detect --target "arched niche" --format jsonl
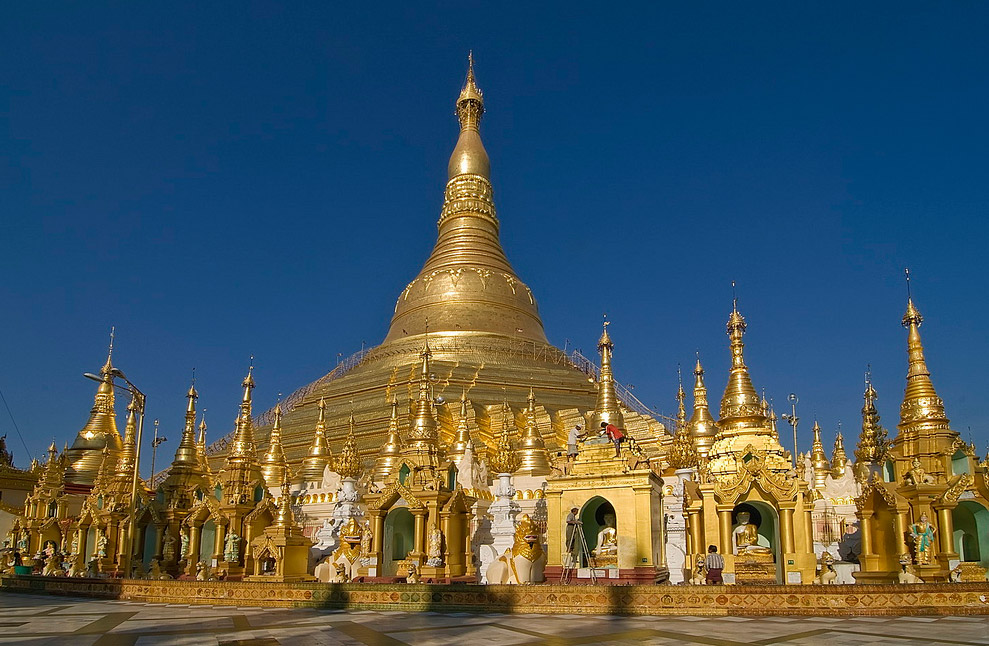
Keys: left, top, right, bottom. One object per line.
{"left": 579, "top": 496, "right": 616, "bottom": 566}
{"left": 731, "top": 502, "right": 776, "bottom": 554}
{"left": 199, "top": 520, "right": 216, "bottom": 562}
{"left": 142, "top": 525, "right": 158, "bottom": 567}
{"left": 383, "top": 507, "right": 414, "bottom": 576}
{"left": 953, "top": 500, "right": 989, "bottom": 567}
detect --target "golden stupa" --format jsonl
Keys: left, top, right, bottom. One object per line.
{"left": 209, "top": 56, "right": 666, "bottom": 472}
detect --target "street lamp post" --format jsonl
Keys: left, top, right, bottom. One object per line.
{"left": 84, "top": 369, "right": 145, "bottom": 578}
{"left": 780, "top": 393, "right": 799, "bottom": 466}
{"left": 149, "top": 420, "right": 167, "bottom": 484}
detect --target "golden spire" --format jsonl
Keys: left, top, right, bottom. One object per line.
{"left": 274, "top": 483, "right": 295, "bottom": 528}
{"left": 688, "top": 356, "right": 717, "bottom": 459}
{"left": 590, "top": 319, "right": 624, "bottom": 431}
{"left": 373, "top": 396, "right": 404, "bottom": 481}
{"left": 897, "top": 273, "right": 951, "bottom": 447}
{"left": 668, "top": 370, "right": 699, "bottom": 470}
{"left": 300, "top": 397, "right": 331, "bottom": 483}
{"left": 115, "top": 393, "right": 139, "bottom": 479}
{"left": 384, "top": 54, "right": 547, "bottom": 344}
{"left": 260, "top": 403, "right": 288, "bottom": 487}
{"left": 676, "top": 366, "right": 687, "bottom": 429}
{"left": 226, "top": 365, "right": 259, "bottom": 464}
{"left": 170, "top": 379, "right": 200, "bottom": 471}
{"left": 447, "top": 388, "right": 472, "bottom": 462}
{"left": 65, "top": 333, "right": 123, "bottom": 485}
{"left": 406, "top": 341, "right": 439, "bottom": 466}
{"left": 810, "top": 421, "right": 830, "bottom": 489}
{"left": 831, "top": 429, "right": 848, "bottom": 478}
{"left": 335, "top": 413, "right": 363, "bottom": 480}
{"left": 517, "top": 387, "right": 551, "bottom": 476}
{"left": 717, "top": 294, "right": 768, "bottom": 437}
{"left": 488, "top": 401, "right": 520, "bottom": 475}
{"left": 855, "top": 370, "right": 889, "bottom": 465}
{"left": 196, "top": 415, "right": 212, "bottom": 476}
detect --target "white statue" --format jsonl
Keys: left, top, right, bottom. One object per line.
{"left": 484, "top": 515, "right": 546, "bottom": 585}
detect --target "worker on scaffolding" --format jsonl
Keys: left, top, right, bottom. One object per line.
{"left": 565, "top": 507, "right": 582, "bottom": 560}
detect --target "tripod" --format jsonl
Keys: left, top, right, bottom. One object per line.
{"left": 560, "top": 522, "right": 597, "bottom": 584}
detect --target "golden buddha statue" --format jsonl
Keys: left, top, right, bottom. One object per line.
{"left": 592, "top": 514, "right": 618, "bottom": 557}
{"left": 733, "top": 511, "right": 772, "bottom": 556}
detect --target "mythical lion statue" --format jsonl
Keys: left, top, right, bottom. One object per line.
{"left": 897, "top": 553, "right": 923, "bottom": 584}
{"left": 689, "top": 554, "right": 707, "bottom": 585}
{"left": 484, "top": 514, "right": 546, "bottom": 585}
{"left": 816, "top": 551, "right": 837, "bottom": 584}
{"left": 314, "top": 517, "right": 363, "bottom": 583}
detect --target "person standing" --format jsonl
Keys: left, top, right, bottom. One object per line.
{"left": 705, "top": 545, "right": 724, "bottom": 584}
{"left": 565, "top": 507, "right": 582, "bottom": 562}
{"left": 566, "top": 424, "right": 585, "bottom": 473}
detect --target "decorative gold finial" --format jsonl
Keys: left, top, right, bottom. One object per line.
{"left": 488, "top": 401, "right": 520, "bottom": 475}
{"left": 227, "top": 365, "right": 259, "bottom": 464}
{"left": 668, "top": 369, "right": 699, "bottom": 470}
{"left": 335, "top": 413, "right": 363, "bottom": 480}
{"left": 456, "top": 51, "right": 484, "bottom": 128}
{"left": 855, "top": 371, "right": 889, "bottom": 465}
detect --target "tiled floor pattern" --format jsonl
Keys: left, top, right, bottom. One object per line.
{"left": 0, "top": 593, "right": 987, "bottom": 645}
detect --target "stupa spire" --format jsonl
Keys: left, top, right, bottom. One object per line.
{"left": 718, "top": 292, "right": 768, "bottom": 436}
{"left": 668, "top": 369, "right": 699, "bottom": 470}
{"left": 897, "top": 270, "right": 950, "bottom": 439}
{"left": 447, "top": 388, "right": 472, "bottom": 462}
{"left": 300, "top": 398, "right": 331, "bottom": 483}
{"left": 115, "top": 393, "right": 139, "bottom": 479}
{"left": 831, "top": 428, "right": 848, "bottom": 478}
{"left": 260, "top": 403, "right": 288, "bottom": 487}
{"left": 171, "top": 378, "right": 200, "bottom": 470}
{"left": 855, "top": 370, "right": 889, "bottom": 466}
{"left": 384, "top": 54, "right": 547, "bottom": 344}
{"left": 406, "top": 341, "right": 439, "bottom": 467}
{"left": 373, "top": 396, "right": 404, "bottom": 482}
{"left": 488, "top": 401, "right": 521, "bottom": 475}
{"left": 196, "top": 415, "right": 211, "bottom": 476}
{"left": 226, "top": 365, "right": 258, "bottom": 464}
{"left": 335, "top": 413, "right": 363, "bottom": 480}
{"left": 590, "top": 319, "right": 624, "bottom": 431}
{"left": 65, "top": 331, "right": 123, "bottom": 485}
{"left": 688, "top": 356, "right": 717, "bottom": 459}
{"left": 517, "top": 386, "right": 551, "bottom": 476}
{"left": 810, "top": 420, "right": 830, "bottom": 489}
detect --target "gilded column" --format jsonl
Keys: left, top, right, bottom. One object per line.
{"left": 859, "top": 512, "right": 873, "bottom": 557}
{"left": 718, "top": 509, "right": 732, "bottom": 555}
{"left": 894, "top": 512, "right": 910, "bottom": 555}
{"left": 413, "top": 510, "right": 427, "bottom": 556}
{"left": 802, "top": 507, "right": 814, "bottom": 553}
{"left": 780, "top": 508, "right": 795, "bottom": 554}
{"left": 936, "top": 507, "right": 955, "bottom": 557}
{"left": 187, "top": 525, "right": 201, "bottom": 573}
{"left": 372, "top": 512, "right": 385, "bottom": 566}
{"left": 214, "top": 523, "right": 226, "bottom": 561}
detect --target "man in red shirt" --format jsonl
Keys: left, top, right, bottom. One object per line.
{"left": 601, "top": 422, "right": 624, "bottom": 457}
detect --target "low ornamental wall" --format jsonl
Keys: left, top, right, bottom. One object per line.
{"left": 2, "top": 575, "right": 988, "bottom": 617}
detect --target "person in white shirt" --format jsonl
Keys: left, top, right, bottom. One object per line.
{"left": 566, "top": 424, "right": 585, "bottom": 473}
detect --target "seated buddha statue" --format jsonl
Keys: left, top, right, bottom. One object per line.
{"left": 592, "top": 514, "right": 618, "bottom": 557}
{"left": 733, "top": 511, "right": 772, "bottom": 556}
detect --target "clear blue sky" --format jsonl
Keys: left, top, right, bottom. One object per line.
{"left": 2, "top": 3, "right": 986, "bottom": 473}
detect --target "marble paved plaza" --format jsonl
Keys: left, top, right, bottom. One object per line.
{"left": 1, "top": 592, "right": 988, "bottom": 646}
